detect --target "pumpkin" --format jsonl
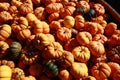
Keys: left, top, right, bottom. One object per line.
{"left": 64, "top": 1, "right": 76, "bottom": 7}
{"left": 19, "top": 3, "right": 33, "bottom": 15}
{"left": 39, "top": 74, "right": 50, "bottom": 80}
{"left": 58, "top": 69, "right": 72, "bottom": 80}
{"left": 69, "top": 62, "right": 88, "bottom": 79}
{"left": 60, "top": 6, "right": 76, "bottom": 18}
{"left": 0, "top": 11, "right": 13, "bottom": 24}
{"left": 20, "top": 47, "right": 40, "bottom": 65}
{"left": 46, "top": 3, "right": 63, "bottom": 14}
{"left": 29, "top": 63, "right": 42, "bottom": 77}
{"left": 32, "top": 0, "right": 41, "bottom": 6}
{"left": 21, "top": 76, "right": 36, "bottom": 80}
{"left": 76, "top": 31, "right": 92, "bottom": 46}
{"left": 63, "top": 16, "right": 75, "bottom": 28}
{"left": 93, "top": 3, "right": 105, "bottom": 16}
{"left": 48, "top": 12, "right": 60, "bottom": 22}
{"left": 83, "top": 76, "right": 96, "bottom": 80}
{"left": 84, "top": 22, "right": 98, "bottom": 36}
{"left": 91, "top": 62, "right": 111, "bottom": 80}
{"left": 84, "top": 9, "right": 96, "bottom": 21}
{"left": 33, "top": 33, "right": 53, "bottom": 50}
{"left": 44, "top": 62, "right": 58, "bottom": 77}
{"left": 11, "top": 0, "right": 23, "bottom": 8}
{"left": 105, "top": 22, "right": 117, "bottom": 37}
{"left": 49, "top": 21, "right": 62, "bottom": 34}
{"left": 34, "top": 7, "right": 46, "bottom": 20}
{"left": 17, "top": 29, "right": 31, "bottom": 41}
{"left": 88, "top": 41, "right": 105, "bottom": 57}
{"left": 64, "top": 38, "right": 79, "bottom": 52}
{"left": 107, "top": 62, "right": 120, "bottom": 78}
{"left": 107, "top": 45, "right": 120, "bottom": 63}
{"left": 74, "top": 7, "right": 87, "bottom": 15}
{"left": 12, "top": 67, "right": 25, "bottom": 80}
{"left": 0, "top": 24, "right": 12, "bottom": 41}
{"left": 93, "top": 34, "right": 108, "bottom": 44}
{"left": 75, "top": 15, "right": 85, "bottom": 31}
{"left": 0, "top": 41, "right": 9, "bottom": 58}
{"left": 56, "top": 50, "right": 74, "bottom": 68}
{"left": 72, "top": 46, "right": 90, "bottom": 62}
{"left": 42, "top": 0, "right": 56, "bottom": 6}
{"left": 113, "top": 69, "right": 120, "bottom": 80}
{"left": 42, "top": 41, "right": 63, "bottom": 59}
{"left": 9, "top": 41, "right": 22, "bottom": 60}
{"left": 76, "top": 1, "right": 90, "bottom": 11}
{"left": 8, "top": 5, "right": 18, "bottom": 15}
{"left": 0, "top": 65, "right": 12, "bottom": 80}
{"left": 0, "top": 60, "right": 15, "bottom": 70}
{"left": 56, "top": 27, "right": 72, "bottom": 41}
{"left": 0, "top": 2, "right": 10, "bottom": 11}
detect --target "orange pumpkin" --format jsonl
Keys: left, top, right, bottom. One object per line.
{"left": 46, "top": 3, "right": 63, "bottom": 14}
{"left": 56, "top": 50, "right": 74, "bottom": 68}
{"left": 113, "top": 69, "right": 120, "bottom": 80}
{"left": 48, "top": 12, "right": 60, "bottom": 22}
{"left": 76, "top": 31, "right": 92, "bottom": 46}
{"left": 69, "top": 62, "right": 88, "bottom": 79}
{"left": 29, "top": 64, "right": 43, "bottom": 77}
{"left": 42, "top": 42, "right": 64, "bottom": 59}
{"left": 32, "top": 0, "right": 41, "bottom": 6}
{"left": 57, "top": 27, "right": 72, "bottom": 41}
{"left": 42, "top": 0, "right": 56, "bottom": 6}
{"left": 91, "top": 62, "right": 111, "bottom": 80}
{"left": 0, "top": 24, "right": 11, "bottom": 41}
{"left": 75, "top": 15, "right": 85, "bottom": 31}
{"left": 60, "top": 6, "right": 76, "bottom": 18}
{"left": 17, "top": 29, "right": 31, "bottom": 41}
{"left": 58, "top": 69, "right": 73, "bottom": 80}
{"left": 93, "top": 3, "right": 105, "bottom": 16}
{"left": 34, "top": 7, "right": 46, "bottom": 20}
{"left": 93, "top": 34, "right": 108, "bottom": 44}
{"left": 88, "top": 41, "right": 105, "bottom": 57}
{"left": 0, "top": 2, "right": 10, "bottom": 11}
{"left": 11, "top": 0, "right": 23, "bottom": 8}
{"left": 107, "top": 62, "right": 120, "bottom": 78}
{"left": 63, "top": 16, "right": 75, "bottom": 28}
{"left": 0, "top": 41, "right": 9, "bottom": 58}
{"left": 21, "top": 76, "right": 36, "bottom": 80}
{"left": 72, "top": 46, "right": 90, "bottom": 62}
{"left": 64, "top": 38, "right": 79, "bottom": 52}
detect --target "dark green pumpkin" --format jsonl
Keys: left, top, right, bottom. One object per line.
{"left": 9, "top": 41, "right": 22, "bottom": 59}
{"left": 45, "top": 62, "right": 58, "bottom": 76}
{"left": 75, "top": 7, "right": 87, "bottom": 15}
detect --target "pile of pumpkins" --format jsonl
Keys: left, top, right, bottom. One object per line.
{"left": 0, "top": 0, "right": 120, "bottom": 80}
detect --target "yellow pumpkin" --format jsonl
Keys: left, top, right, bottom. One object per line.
{"left": 0, "top": 65, "right": 12, "bottom": 80}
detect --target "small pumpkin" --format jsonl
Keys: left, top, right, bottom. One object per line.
{"left": 74, "top": 7, "right": 87, "bottom": 15}
{"left": 113, "top": 69, "right": 120, "bottom": 80}
{"left": 9, "top": 41, "right": 22, "bottom": 60}
{"left": 42, "top": 0, "right": 56, "bottom": 6}
{"left": 0, "top": 24, "right": 12, "bottom": 41}
{"left": 56, "top": 27, "right": 72, "bottom": 41}
{"left": 91, "top": 62, "right": 111, "bottom": 80}
{"left": 48, "top": 12, "right": 60, "bottom": 22}
{"left": 56, "top": 50, "right": 74, "bottom": 68}
{"left": 88, "top": 41, "right": 105, "bottom": 57}
{"left": 32, "top": 0, "right": 41, "bottom": 6}
{"left": 34, "top": 7, "right": 46, "bottom": 20}
{"left": 58, "top": 69, "right": 72, "bottom": 80}
{"left": 63, "top": 16, "right": 75, "bottom": 28}
{"left": 42, "top": 41, "right": 63, "bottom": 59}
{"left": 44, "top": 62, "right": 59, "bottom": 77}
{"left": 46, "top": 3, "right": 63, "bottom": 14}
{"left": 69, "top": 62, "right": 88, "bottom": 79}
{"left": 0, "top": 65, "right": 12, "bottom": 80}
{"left": 93, "top": 3, "right": 105, "bottom": 16}
{"left": 17, "top": 29, "right": 31, "bottom": 41}
{"left": 12, "top": 67, "right": 25, "bottom": 80}
{"left": 72, "top": 46, "right": 90, "bottom": 62}
{"left": 0, "top": 41, "right": 9, "bottom": 58}
{"left": 0, "top": 11, "right": 13, "bottom": 24}
{"left": 11, "top": 0, "right": 23, "bottom": 8}
{"left": 60, "top": 6, "right": 76, "bottom": 18}
{"left": 76, "top": 31, "right": 92, "bottom": 46}
{"left": 0, "top": 2, "right": 10, "bottom": 11}
{"left": 75, "top": 15, "right": 85, "bottom": 31}
{"left": 39, "top": 74, "right": 50, "bottom": 80}
{"left": 29, "top": 63, "right": 43, "bottom": 77}
{"left": 107, "top": 62, "right": 120, "bottom": 78}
